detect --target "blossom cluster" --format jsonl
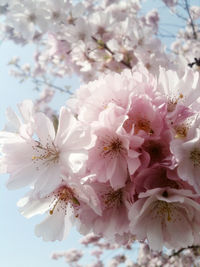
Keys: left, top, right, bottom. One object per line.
{"left": 52, "top": 233, "right": 200, "bottom": 267}
{"left": 1, "top": 0, "right": 199, "bottom": 89}
{"left": 1, "top": 65, "right": 200, "bottom": 252}
{"left": 0, "top": 0, "right": 181, "bottom": 83}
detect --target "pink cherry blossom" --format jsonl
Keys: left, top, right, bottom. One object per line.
{"left": 123, "top": 94, "right": 163, "bottom": 136}
{"left": 171, "top": 119, "right": 200, "bottom": 193}
{"left": 68, "top": 69, "right": 135, "bottom": 123}
{"left": 18, "top": 178, "right": 101, "bottom": 241}
{"left": 129, "top": 188, "right": 200, "bottom": 251}
{"left": 77, "top": 181, "right": 131, "bottom": 241}
{"left": 87, "top": 104, "right": 143, "bottom": 189}
{"left": 0, "top": 105, "right": 91, "bottom": 195}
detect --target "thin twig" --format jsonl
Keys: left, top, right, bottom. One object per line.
{"left": 32, "top": 78, "right": 73, "bottom": 94}
{"left": 157, "top": 33, "right": 177, "bottom": 38}
{"left": 12, "top": 63, "right": 73, "bottom": 95}
{"left": 173, "top": 11, "right": 188, "bottom": 21}
{"left": 169, "top": 245, "right": 200, "bottom": 258}
{"left": 91, "top": 36, "right": 132, "bottom": 69}
{"left": 184, "top": 0, "right": 197, "bottom": 39}
{"left": 159, "top": 23, "right": 184, "bottom": 28}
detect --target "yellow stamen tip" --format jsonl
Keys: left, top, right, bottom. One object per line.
{"left": 179, "top": 93, "right": 183, "bottom": 99}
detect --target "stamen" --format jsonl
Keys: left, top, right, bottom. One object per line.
{"left": 179, "top": 93, "right": 184, "bottom": 99}
{"left": 100, "top": 136, "right": 124, "bottom": 159}
{"left": 103, "top": 189, "right": 123, "bottom": 209}
{"left": 154, "top": 201, "right": 173, "bottom": 222}
{"left": 32, "top": 139, "right": 59, "bottom": 167}
{"left": 49, "top": 186, "right": 80, "bottom": 215}
{"left": 167, "top": 99, "right": 177, "bottom": 112}
{"left": 175, "top": 124, "right": 188, "bottom": 138}
{"left": 190, "top": 149, "right": 200, "bottom": 167}
{"left": 49, "top": 199, "right": 60, "bottom": 215}
{"left": 167, "top": 94, "right": 184, "bottom": 112}
{"left": 134, "top": 118, "right": 154, "bottom": 134}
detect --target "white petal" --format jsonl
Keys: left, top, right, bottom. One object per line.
{"left": 6, "top": 163, "right": 38, "bottom": 190}
{"left": 147, "top": 217, "right": 163, "bottom": 251}
{"left": 177, "top": 160, "right": 195, "bottom": 184}
{"left": 0, "top": 131, "right": 21, "bottom": 144}
{"left": 35, "top": 207, "right": 70, "bottom": 241}
{"left": 34, "top": 113, "right": 55, "bottom": 145}
{"left": 3, "top": 107, "right": 21, "bottom": 132}
{"left": 68, "top": 152, "right": 87, "bottom": 173}
{"left": 55, "top": 107, "right": 76, "bottom": 146}
{"left": 165, "top": 209, "right": 193, "bottom": 249}
{"left": 0, "top": 158, "right": 6, "bottom": 173}
{"left": 18, "top": 196, "right": 50, "bottom": 218}
{"left": 18, "top": 100, "right": 34, "bottom": 122}
{"left": 33, "top": 165, "right": 62, "bottom": 196}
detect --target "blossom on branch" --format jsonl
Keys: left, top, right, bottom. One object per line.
{"left": 1, "top": 0, "right": 200, "bottom": 261}
{"left": 1, "top": 66, "right": 200, "bottom": 250}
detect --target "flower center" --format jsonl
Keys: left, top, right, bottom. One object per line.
{"left": 143, "top": 140, "right": 164, "bottom": 164}
{"left": 101, "top": 137, "right": 124, "bottom": 159}
{"left": 27, "top": 13, "right": 36, "bottom": 23}
{"left": 52, "top": 11, "right": 60, "bottom": 20}
{"left": 190, "top": 148, "right": 200, "bottom": 167}
{"left": 134, "top": 118, "right": 154, "bottom": 135}
{"left": 167, "top": 94, "right": 184, "bottom": 112}
{"left": 175, "top": 124, "right": 188, "bottom": 138}
{"left": 49, "top": 186, "right": 80, "bottom": 215}
{"left": 103, "top": 188, "right": 123, "bottom": 209}
{"left": 32, "top": 140, "right": 59, "bottom": 166}
{"left": 153, "top": 200, "right": 173, "bottom": 222}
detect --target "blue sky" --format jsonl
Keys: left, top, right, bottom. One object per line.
{"left": 0, "top": 1, "right": 198, "bottom": 266}
{"left": 0, "top": 41, "right": 84, "bottom": 267}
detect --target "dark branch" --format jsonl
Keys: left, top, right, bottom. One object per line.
{"left": 91, "top": 36, "right": 132, "bottom": 69}
{"left": 184, "top": 0, "right": 197, "bottom": 39}
{"left": 188, "top": 58, "right": 200, "bottom": 68}
{"left": 169, "top": 245, "right": 200, "bottom": 258}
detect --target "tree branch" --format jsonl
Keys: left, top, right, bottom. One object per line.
{"left": 184, "top": 0, "right": 197, "bottom": 39}
{"left": 91, "top": 36, "right": 132, "bottom": 69}
{"left": 169, "top": 245, "right": 200, "bottom": 258}
{"left": 12, "top": 63, "right": 73, "bottom": 95}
